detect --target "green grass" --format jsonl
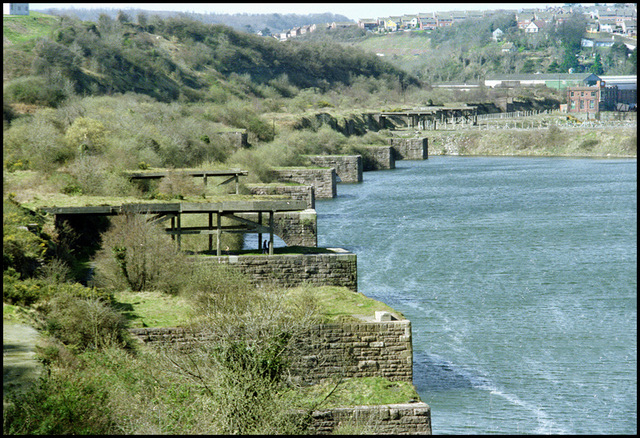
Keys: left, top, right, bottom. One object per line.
{"left": 287, "top": 285, "right": 403, "bottom": 323}
{"left": 353, "top": 32, "right": 432, "bottom": 55}
{"left": 290, "top": 377, "right": 420, "bottom": 409}
{"left": 2, "top": 12, "right": 59, "bottom": 46}
{"left": 18, "top": 192, "right": 288, "bottom": 210}
{"left": 113, "top": 291, "right": 194, "bottom": 328}
{"left": 112, "top": 285, "right": 403, "bottom": 328}
{"left": 3, "top": 303, "right": 40, "bottom": 326}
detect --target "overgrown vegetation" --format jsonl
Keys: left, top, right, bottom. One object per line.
{"left": 2, "top": 201, "right": 404, "bottom": 434}
{"left": 3, "top": 9, "right": 634, "bottom": 435}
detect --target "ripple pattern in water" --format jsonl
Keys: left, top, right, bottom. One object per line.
{"left": 316, "top": 157, "right": 637, "bottom": 434}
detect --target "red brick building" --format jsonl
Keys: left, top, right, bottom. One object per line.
{"left": 567, "top": 81, "right": 617, "bottom": 113}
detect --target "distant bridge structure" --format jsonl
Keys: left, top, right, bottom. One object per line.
{"left": 378, "top": 106, "right": 477, "bottom": 130}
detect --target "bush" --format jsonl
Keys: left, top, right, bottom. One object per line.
{"left": 3, "top": 197, "right": 47, "bottom": 279}
{"left": 3, "top": 268, "right": 114, "bottom": 308}
{"left": 64, "top": 117, "right": 108, "bottom": 155}
{"left": 3, "top": 75, "right": 68, "bottom": 107}
{"left": 183, "top": 263, "right": 254, "bottom": 317}
{"left": 44, "top": 293, "right": 131, "bottom": 352}
{"left": 3, "top": 372, "right": 116, "bottom": 434}
{"left": 91, "top": 213, "right": 187, "bottom": 293}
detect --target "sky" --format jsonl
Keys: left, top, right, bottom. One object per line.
{"left": 20, "top": 3, "right": 576, "bottom": 21}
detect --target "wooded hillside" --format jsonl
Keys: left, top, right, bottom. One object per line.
{"left": 3, "top": 12, "right": 417, "bottom": 107}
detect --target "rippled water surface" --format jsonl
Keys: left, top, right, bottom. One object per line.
{"left": 315, "top": 156, "right": 637, "bottom": 434}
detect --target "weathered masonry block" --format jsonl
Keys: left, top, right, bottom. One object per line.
{"left": 308, "top": 155, "right": 363, "bottom": 183}
{"left": 388, "top": 137, "right": 428, "bottom": 160}
{"left": 129, "top": 319, "right": 412, "bottom": 384}
{"left": 290, "top": 319, "right": 413, "bottom": 385}
{"left": 306, "top": 402, "right": 431, "bottom": 435}
{"left": 192, "top": 250, "right": 357, "bottom": 291}
{"left": 273, "top": 167, "right": 336, "bottom": 199}
{"left": 363, "top": 146, "right": 395, "bottom": 170}
{"left": 246, "top": 184, "right": 315, "bottom": 209}
{"left": 237, "top": 208, "right": 317, "bottom": 247}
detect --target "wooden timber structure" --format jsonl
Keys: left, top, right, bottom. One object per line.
{"left": 379, "top": 106, "right": 477, "bottom": 130}
{"left": 40, "top": 199, "right": 307, "bottom": 256}
{"left": 124, "top": 169, "right": 248, "bottom": 194}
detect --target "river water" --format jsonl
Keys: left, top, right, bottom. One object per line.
{"left": 315, "top": 156, "right": 637, "bottom": 435}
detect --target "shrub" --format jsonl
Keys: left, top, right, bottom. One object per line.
{"left": 3, "top": 372, "right": 116, "bottom": 435}
{"left": 3, "top": 113, "right": 71, "bottom": 172}
{"left": 183, "top": 263, "right": 254, "bottom": 317}
{"left": 3, "top": 197, "right": 47, "bottom": 278}
{"left": 3, "top": 268, "right": 113, "bottom": 308}
{"left": 91, "top": 213, "right": 187, "bottom": 293}
{"left": 64, "top": 117, "right": 108, "bottom": 155}
{"left": 44, "top": 293, "right": 131, "bottom": 352}
{"left": 3, "top": 75, "right": 68, "bottom": 107}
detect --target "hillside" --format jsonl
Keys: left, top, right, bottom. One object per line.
{"left": 32, "top": 7, "right": 352, "bottom": 35}
{"left": 303, "top": 13, "right": 637, "bottom": 83}
{"left": 3, "top": 12, "right": 417, "bottom": 107}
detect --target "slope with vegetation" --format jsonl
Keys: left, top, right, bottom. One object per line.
{"left": 306, "top": 12, "right": 637, "bottom": 83}
{"left": 3, "top": 9, "right": 635, "bottom": 434}
{"left": 4, "top": 11, "right": 427, "bottom": 435}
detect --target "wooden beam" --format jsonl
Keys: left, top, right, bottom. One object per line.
{"left": 216, "top": 211, "right": 221, "bottom": 256}
{"left": 208, "top": 212, "right": 213, "bottom": 251}
{"left": 269, "top": 211, "right": 274, "bottom": 255}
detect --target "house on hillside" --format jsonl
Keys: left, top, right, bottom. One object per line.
{"left": 492, "top": 28, "right": 504, "bottom": 42}
{"left": 524, "top": 20, "right": 545, "bottom": 33}
{"left": 9, "top": 3, "right": 29, "bottom": 15}
{"left": 450, "top": 11, "right": 467, "bottom": 23}
{"left": 466, "top": 10, "right": 484, "bottom": 20}
{"left": 358, "top": 18, "right": 379, "bottom": 31}
{"left": 401, "top": 15, "right": 419, "bottom": 29}
{"left": 622, "top": 20, "right": 637, "bottom": 36}
{"left": 382, "top": 17, "right": 399, "bottom": 32}
{"left": 330, "top": 21, "right": 357, "bottom": 30}
{"left": 501, "top": 42, "right": 517, "bottom": 53}
{"left": 599, "top": 18, "right": 618, "bottom": 33}
{"left": 418, "top": 14, "right": 437, "bottom": 31}
{"left": 435, "top": 13, "right": 453, "bottom": 27}
{"left": 586, "top": 21, "right": 599, "bottom": 33}
{"left": 516, "top": 10, "right": 536, "bottom": 29}
{"left": 581, "top": 37, "right": 616, "bottom": 48}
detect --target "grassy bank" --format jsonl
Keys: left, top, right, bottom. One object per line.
{"left": 426, "top": 126, "right": 637, "bottom": 158}
{"left": 114, "top": 285, "right": 403, "bottom": 328}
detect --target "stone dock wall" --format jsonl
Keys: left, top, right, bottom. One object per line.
{"left": 363, "top": 146, "right": 396, "bottom": 170}
{"left": 308, "top": 155, "right": 363, "bottom": 183}
{"left": 129, "top": 320, "right": 411, "bottom": 384}
{"left": 191, "top": 250, "right": 357, "bottom": 291}
{"left": 290, "top": 319, "right": 413, "bottom": 385}
{"left": 273, "top": 168, "right": 336, "bottom": 199}
{"left": 306, "top": 402, "right": 431, "bottom": 435}
{"left": 388, "top": 137, "right": 429, "bottom": 160}
{"left": 128, "top": 319, "right": 429, "bottom": 434}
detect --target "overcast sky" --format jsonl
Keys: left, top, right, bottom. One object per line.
{"left": 22, "top": 3, "right": 575, "bottom": 21}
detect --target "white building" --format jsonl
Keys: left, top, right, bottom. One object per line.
{"left": 9, "top": 3, "right": 29, "bottom": 15}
